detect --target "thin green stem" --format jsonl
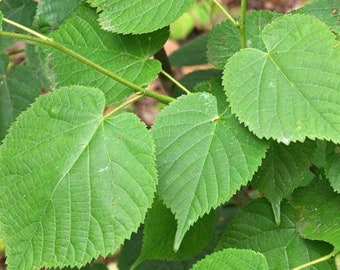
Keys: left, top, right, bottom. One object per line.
{"left": 213, "top": 0, "right": 238, "bottom": 27}
{"left": 0, "top": 30, "right": 175, "bottom": 104}
{"left": 106, "top": 94, "right": 144, "bottom": 117}
{"left": 161, "top": 70, "right": 191, "bottom": 94}
{"left": 154, "top": 47, "right": 174, "bottom": 95}
{"left": 240, "top": 0, "right": 247, "bottom": 48}
{"left": 291, "top": 253, "right": 333, "bottom": 270}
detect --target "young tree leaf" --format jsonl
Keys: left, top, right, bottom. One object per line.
{"left": 152, "top": 87, "right": 268, "bottom": 250}
{"left": 0, "top": 86, "right": 157, "bottom": 269}
{"left": 251, "top": 140, "right": 316, "bottom": 222}
{"left": 133, "top": 198, "right": 214, "bottom": 267}
{"left": 292, "top": 178, "right": 340, "bottom": 253}
{"left": 0, "top": 0, "right": 37, "bottom": 50}
{"left": 295, "top": 0, "right": 340, "bottom": 32}
{"left": 0, "top": 54, "right": 41, "bottom": 142}
{"left": 223, "top": 14, "right": 340, "bottom": 144}
{"left": 325, "top": 143, "right": 340, "bottom": 192}
{"left": 208, "top": 10, "right": 280, "bottom": 69}
{"left": 34, "top": 0, "right": 83, "bottom": 32}
{"left": 86, "top": 0, "right": 195, "bottom": 34}
{"left": 42, "top": 4, "right": 168, "bottom": 104}
{"left": 191, "top": 248, "right": 268, "bottom": 270}
{"left": 218, "top": 198, "right": 335, "bottom": 269}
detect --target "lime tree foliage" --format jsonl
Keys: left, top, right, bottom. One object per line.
{"left": 0, "top": 0, "right": 339, "bottom": 269}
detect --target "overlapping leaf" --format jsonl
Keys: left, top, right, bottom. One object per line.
{"left": 325, "top": 143, "right": 340, "bottom": 192}
{"left": 218, "top": 199, "right": 335, "bottom": 269}
{"left": 0, "top": 54, "right": 41, "bottom": 142}
{"left": 152, "top": 81, "right": 268, "bottom": 249}
{"left": 87, "top": 0, "right": 195, "bottom": 34}
{"left": 223, "top": 14, "right": 340, "bottom": 144}
{"left": 34, "top": 0, "right": 83, "bottom": 32}
{"left": 0, "top": 86, "right": 157, "bottom": 269}
{"left": 292, "top": 178, "right": 340, "bottom": 253}
{"left": 208, "top": 10, "right": 280, "bottom": 69}
{"left": 133, "top": 198, "right": 214, "bottom": 267}
{"left": 191, "top": 249, "right": 268, "bottom": 270}
{"left": 42, "top": 4, "right": 168, "bottom": 104}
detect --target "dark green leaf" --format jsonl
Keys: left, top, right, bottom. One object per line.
{"left": 169, "top": 34, "right": 208, "bottom": 67}
{"left": 223, "top": 14, "right": 340, "bottom": 144}
{"left": 43, "top": 4, "right": 168, "bottom": 104}
{"left": 191, "top": 248, "right": 268, "bottom": 270}
{"left": 0, "top": 86, "right": 157, "bottom": 269}
{"left": 292, "top": 178, "right": 340, "bottom": 253}
{"left": 325, "top": 143, "right": 340, "bottom": 192}
{"left": 86, "top": 0, "right": 195, "bottom": 34}
{"left": 152, "top": 86, "right": 268, "bottom": 249}
{"left": 218, "top": 198, "right": 335, "bottom": 269}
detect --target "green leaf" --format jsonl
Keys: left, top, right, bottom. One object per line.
{"left": 34, "top": 0, "right": 83, "bottom": 32}
{"left": 251, "top": 140, "right": 316, "bottom": 209}
{"left": 169, "top": 34, "right": 208, "bottom": 67}
{"left": 0, "top": 0, "right": 37, "bottom": 50}
{"left": 87, "top": 0, "right": 195, "bottom": 34}
{"left": 133, "top": 199, "right": 214, "bottom": 267}
{"left": 0, "top": 54, "right": 41, "bottom": 142}
{"left": 170, "top": 12, "right": 195, "bottom": 41}
{"left": 42, "top": 4, "right": 168, "bottom": 104}
{"left": 218, "top": 198, "right": 335, "bottom": 269}
{"left": 0, "top": 11, "right": 3, "bottom": 31}
{"left": 152, "top": 82, "right": 268, "bottom": 250}
{"left": 0, "top": 86, "right": 157, "bottom": 269}
{"left": 223, "top": 14, "right": 340, "bottom": 144}
{"left": 325, "top": 143, "right": 340, "bottom": 192}
{"left": 296, "top": 0, "right": 340, "bottom": 33}
{"left": 191, "top": 248, "right": 268, "bottom": 270}
{"left": 292, "top": 178, "right": 340, "bottom": 253}
{"left": 208, "top": 10, "right": 280, "bottom": 69}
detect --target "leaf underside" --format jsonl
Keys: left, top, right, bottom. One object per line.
{"left": 0, "top": 86, "right": 157, "bottom": 269}
{"left": 223, "top": 14, "right": 340, "bottom": 144}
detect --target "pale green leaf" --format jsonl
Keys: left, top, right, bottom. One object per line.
{"left": 296, "top": 0, "right": 340, "bottom": 32}
{"left": 208, "top": 10, "right": 280, "bottom": 69}
{"left": 191, "top": 248, "right": 268, "bottom": 270}
{"left": 223, "top": 14, "right": 340, "bottom": 144}
{"left": 34, "top": 0, "right": 83, "bottom": 32}
{"left": 0, "top": 86, "right": 157, "bottom": 269}
{"left": 87, "top": 0, "right": 195, "bottom": 34}
{"left": 218, "top": 199, "right": 335, "bottom": 269}
{"left": 325, "top": 143, "right": 340, "bottom": 192}
{"left": 152, "top": 82, "right": 268, "bottom": 250}
{"left": 0, "top": 11, "right": 2, "bottom": 31}
{"left": 292, "top": 178, "right": 340, "bottom": 253}
{"left": 170, "top": 12, "right": 195, "bottom": 41}
{"left": 133, "top": 199, "right": 214, "bottom": 267}
{"left": 251, "top": 140, "right": 316, "bottom": 205}
{"left": 0, "top": 54, "right": 41, "bottom": 142}
{"left": 42, "top": 4, "right": 168, "bottom": 104}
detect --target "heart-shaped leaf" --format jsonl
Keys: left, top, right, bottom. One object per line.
{"left": 0, "top": 86, "right": 157, "bottom": 269}
{"left": 223, "top": 14, "right": 340, "bottom": 144}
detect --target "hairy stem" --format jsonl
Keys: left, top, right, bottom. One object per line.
{"left": 1, "top": 21, "right": 175, "bottom": 104}
{"left": 240, "top": 0, "right": 247, "bottom": 48}
{"left": 213, "top": 0, "right": 239, "bottom": 27}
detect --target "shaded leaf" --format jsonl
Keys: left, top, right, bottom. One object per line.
{"left": 133, "top": 199, "right": 214, "bottom": 267}
{"left": 208, "top": 10, "right": 280, "bottom": 69}
{"left": 292, "top": 178, "right": 340, "bottom": 253}
{"left": 170, "top": 34, "right": 208, "bottom": 67}
{"left": 218, "top": 198, "right": 335, "bottom": 269}
{"left": 295, "top": 0, "right": 340, "bottom": 32}
{"left": 43, "top": 4, "right": 168, "bottom": 104}
{"left": 152, "top": 86, "right": 268, "bottom": 249}
{"left": 0, "top": 86, "right": 157, "bottom": 269}
{"left": 325, "top": 143, "right": 340, "bottom": 192}
{"left": 191, "top": 248, "right": 268, "bottom": 270}
{"left": 223, "top": 14, "right": 340, "bottom": 144}
{"left": 34, "top": 0, "right": 83, "bottom": 32}
{"left": 0, "top": 54, "right": 41, "bottom": 142}
{"left": 87, "top": 0, "right": 195, "bottom": 34}
{"left": 251, "top": 140, "right": 316, "bottom": 209}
